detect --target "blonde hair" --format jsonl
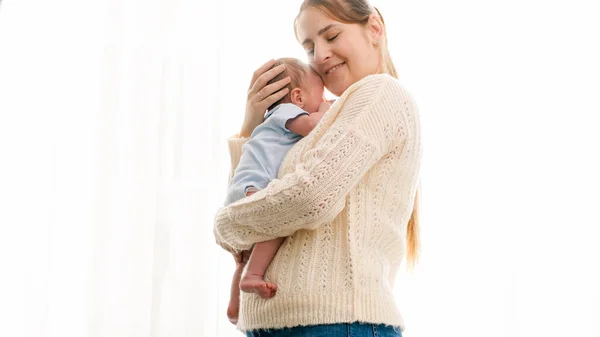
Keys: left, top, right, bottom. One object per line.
{"left": 266, "top": 58, "right": 312, "bottom": 112}
{"left": 295, "top": 0, "right": 421, "bottom": 270}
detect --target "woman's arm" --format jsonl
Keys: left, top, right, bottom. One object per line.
{"left": 214, "top": 75, "right": 417, "bottom": 252}
{"left": 213, "top": 134, "right": 249, "bottom": 252}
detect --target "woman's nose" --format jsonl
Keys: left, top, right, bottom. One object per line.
{"left": 313, "top": 42, "right": 331, "bottom": 64}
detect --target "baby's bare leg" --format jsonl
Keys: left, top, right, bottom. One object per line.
{"left": 240, "top": 237, "right": 286, "bottom": 298}
{"left": 226, "top": 250, "right": 250, "bottom": 325}
{"left": 226, "top": 187, "right": 278, "bottom": 323}
{"left": 226, "top": 259, "right": 245, "bottom": 325}
{"left": 238, "top": 187, "right": 285, "bottom": 298}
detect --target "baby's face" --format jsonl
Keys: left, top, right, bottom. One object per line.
{"left": 300, "top": 69, "right": 326, "bottom": 113}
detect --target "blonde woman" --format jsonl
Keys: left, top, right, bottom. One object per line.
{"left": 214, "top": 1, "right": 422, "bottom": 336}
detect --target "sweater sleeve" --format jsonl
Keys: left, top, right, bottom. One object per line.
{"left": 214, "top": 75, "right": 414, "bottom": 252}
{"left": 214, "top": 134, "right": 249, "bottom": 251}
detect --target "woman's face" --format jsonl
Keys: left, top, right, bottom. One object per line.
{"left": 296, "top": 7, "right": 381, "bottom": 96}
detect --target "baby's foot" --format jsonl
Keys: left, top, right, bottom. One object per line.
{"left": 240, "top": 274, "right": 278, "bottom": 299}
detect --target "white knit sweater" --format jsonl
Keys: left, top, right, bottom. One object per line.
{"left": 214, "top": 74, "right": 422, "bottom": 332}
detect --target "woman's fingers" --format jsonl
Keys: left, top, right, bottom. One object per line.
{"left": 251, "top": 64, "right": 286, "bottom": 95}
{"left": 233, "top": 251, "right": 242, "bottom": 264}
{"left": 232, "top": 249, "right": 252, "bottom": 265}
{"left": 241, "top": 250, "right": 251, "bottom": 264}
{"left": 261, "top": 87, "right": 290, "bottom": 108}
{"left": 241, "top": 60, "right": 290, "bottom": 136}
{"left": 249, "top": 59, "right": 277, "bottom": 90}
{"left": 257, "top": 76, "right": 291, "bottom": 102}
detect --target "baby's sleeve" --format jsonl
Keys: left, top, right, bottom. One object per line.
{"left": 227, "top": 135, "right": 250, "bottom": 184}
{"left": 268, "top": 104, "right": 309, "bottom": 133}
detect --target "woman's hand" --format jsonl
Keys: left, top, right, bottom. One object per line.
{"left": 240, "top": 59, "right": 292, "bottom": 137}
{"left": 216, "top": 236, "right": 251, "bottom": 264}
{"left": 233, "top": 249, "right": 251, "bottom": 265}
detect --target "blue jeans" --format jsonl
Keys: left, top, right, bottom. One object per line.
{"left": 246, "top": 322, "right": 403, "bottom": 337}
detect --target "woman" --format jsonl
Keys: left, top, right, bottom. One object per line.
{"left": 214, "top": 1, "right": 422, "bottom": 336}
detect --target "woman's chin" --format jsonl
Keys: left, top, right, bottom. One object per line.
{"left": 326, "top": 81, "right": 349, "bottom": 97}
{"left": 325, "top": 71, "right": 348, "bottom": 96}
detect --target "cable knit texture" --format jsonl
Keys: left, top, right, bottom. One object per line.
{"left": 214, "top": 74, "right": 422, "bottom": 332}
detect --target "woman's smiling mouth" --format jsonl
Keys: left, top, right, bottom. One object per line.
{"left": 325, "top": 62, "right": 345, "bottom": 75}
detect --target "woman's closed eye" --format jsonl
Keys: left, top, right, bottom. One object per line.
{"left": 306, "top": 34, "right": 339, "bottom": 55}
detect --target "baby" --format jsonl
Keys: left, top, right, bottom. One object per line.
{"left": 224, "top": 58, "right": 331, "bottom": 324}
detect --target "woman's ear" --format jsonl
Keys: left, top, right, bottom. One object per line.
{"left": 289, "top": 88, "right": 304, "bottom": 108}
{"left": 367, "top": 13, "right": 384, "bottom": 45}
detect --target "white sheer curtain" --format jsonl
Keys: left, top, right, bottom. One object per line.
{"left": 1, "top": 0, "right": 254, "bottom": 336}
{"left": 1, "top": 0, "right": 599, "bottom": 337}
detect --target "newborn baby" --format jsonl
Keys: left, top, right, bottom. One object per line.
{"left": 224, "top": 57, "right": 332, "bottom": 324}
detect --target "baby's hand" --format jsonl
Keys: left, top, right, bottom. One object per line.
{"left": 317, "top": 101, "right": 333, "bottom": 113}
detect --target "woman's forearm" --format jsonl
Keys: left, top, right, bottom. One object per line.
{"left": 239, "top": 126, "right": 253, "bottom": 138}
{"left": 239, "top": 117, "right": 262, "bottom": 138}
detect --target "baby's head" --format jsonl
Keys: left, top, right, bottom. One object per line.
{"left": 266, "top": 58, "right": 325, "bottom": 113}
